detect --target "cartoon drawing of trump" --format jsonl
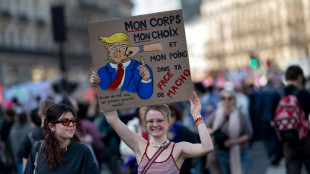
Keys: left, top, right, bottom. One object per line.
{"left": 97, "top": 32, "right": 162, "bottom": 99}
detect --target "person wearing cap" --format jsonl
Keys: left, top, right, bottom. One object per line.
{"left": 206, "top": 89, "right": 253, "bottom": 174}
{"left": 91, "top": 32, "right": 162, "bottom": 99}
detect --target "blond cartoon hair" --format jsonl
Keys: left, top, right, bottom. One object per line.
{"left": 98, "top": 33, "right": 130, "bottom": 48}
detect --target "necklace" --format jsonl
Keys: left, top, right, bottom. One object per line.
{"left": 151, "top": 139, "right": 170, "bottom": 148}
{"left": 61, "top": 147, "right": 68, "bottom": 152}
{"left": 60, "top": 140, "right": 70, "bottom": 153}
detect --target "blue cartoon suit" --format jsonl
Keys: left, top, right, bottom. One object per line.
{"left": 98, "top": 59, "right": 153, "bottom": 99}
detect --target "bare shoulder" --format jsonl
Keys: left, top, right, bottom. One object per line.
{"left": 173, "top": 141, "right": 191, "bottom": 153}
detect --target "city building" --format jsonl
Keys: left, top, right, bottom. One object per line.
{"left": 0, "top": 0, "right": 133, "bottom": 88}
{"left": 201, "top": 0, "right": 310, "bottom": 76}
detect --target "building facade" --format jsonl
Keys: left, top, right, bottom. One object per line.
{"left": 0, "top": 0, "right": 133, "bottom": 87}
{"left": 201, "top": 0, "right": 310, "bottom": 75}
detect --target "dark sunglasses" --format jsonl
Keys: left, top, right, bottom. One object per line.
{"left": 52, "top": 118, "right": 79, "bottom": 126}
{"left": 221, "top": 97, "right": 233, "bottom": 101}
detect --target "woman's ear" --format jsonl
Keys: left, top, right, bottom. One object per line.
{"left": 48, "top": 123, "right": 55, "bottom": 132}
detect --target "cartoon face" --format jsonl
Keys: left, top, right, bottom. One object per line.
{"left": 107, "top": 41, "right": 128, "bottom": 64}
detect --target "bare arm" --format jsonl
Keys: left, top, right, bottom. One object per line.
{"left": 180, "top": 91, "right": 214, "bottom": 159}
{"left": 103, "top": 110, "right": 147, "bottom": 157}
{"left": 23, "top": 158, "right": 27, "bottom": 172}
{"left": 126, "top": 43, "right": 163, "bottom": 57}
{"left": 143, "top": 43, "right": 163, "bottom": 52}
{"left": 224, "top": 135, "right": 250, "bottom": 148}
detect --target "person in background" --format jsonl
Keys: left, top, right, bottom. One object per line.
{"left": 0, "top": 108, "right": 15, "bottom": 173}
{"left": 282, "top": 65, "right": 310, "bottom": 174}
{"left": 24, "top": 104, "right": 99, "bottom": 174}
{"left": 0, "top": 108, "right": 15, "bottom": 156}
{"left": 29, "top": 108, "right": 42, "bottom": 128}
{"left": 200, "top": 85, "right": 219, "bottom": 121}
{"left": 21, "top": 99, "right": 55, "bottom": 171}
{"left": 256, "top": 73, "right": 283, "bottom": 166}
{"left": 11, "top": 98, "right": 23, "bottom": 114}
{"left": 235, "top": 84, "right": 250, "bottom": 118}
{"left": 96, "top": 109, "right": 122, "bottom": 174}
{"left": 8, "top": 112, "right": 33, "bottom": 174}
{"left": 207, "top": 89, "right": 253, "bottom": 174}
{"left": 168, "top": 104, "right": 204, "bottom": 174}
{"left": 76, "top": 103, "right": 105, "bottom": 167}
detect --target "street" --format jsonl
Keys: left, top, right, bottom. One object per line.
{"left": 249, "top": 141, "right": 307, "bottom": 174}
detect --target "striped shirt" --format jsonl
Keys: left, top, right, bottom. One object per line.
{"left": 138, "top": 141, "right": 180, "bottom": 174}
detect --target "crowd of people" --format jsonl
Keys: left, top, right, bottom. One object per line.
{"left": 0, "top": 64, "right": 309, "bottom": 174}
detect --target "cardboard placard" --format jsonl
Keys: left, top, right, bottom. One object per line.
{"left": 88, "top": 10, "right": 193, "bottom": 111}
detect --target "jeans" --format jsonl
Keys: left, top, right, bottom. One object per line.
{"left": 218, "top": 150, "right": 249, "bottom": 174}
{"left": 284, "top": 135, "right": 310, "bottom": 174}
{"left": 14, "top": 160, "right": 23, "bottom": 174}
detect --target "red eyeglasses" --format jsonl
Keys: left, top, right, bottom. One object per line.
{"left": 52, "top": 118, "right": 79, "bottom": 126}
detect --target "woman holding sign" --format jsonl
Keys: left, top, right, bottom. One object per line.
{"left": 90, "top": 73, "right": 213, "bottom": 173}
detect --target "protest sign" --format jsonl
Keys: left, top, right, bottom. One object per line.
{"left": 88, "top": 9, "right": 193, "bottom": 111}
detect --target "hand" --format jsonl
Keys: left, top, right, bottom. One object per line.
{"left": 224, "top": 139, "right": 238, "bottom": 148}
{"left": 90, "top": 70, "right": 101, "bottom": 87}
{"left": 126, "top": 47, "right": 139, "bottom": 57}
{"left": 188, "top": 91, "right": 201, "bottom": 119}
{"left": 137, "top": 57, "right": 150, "bottom": 81}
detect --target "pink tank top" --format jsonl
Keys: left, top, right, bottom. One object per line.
{"left": 138, "top": 141, "right": 180, "bottom": 174}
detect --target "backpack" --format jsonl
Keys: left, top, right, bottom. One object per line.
{"left": 274, "top": 90, "right": 309, "bottom": 142}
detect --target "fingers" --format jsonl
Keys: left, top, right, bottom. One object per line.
{"left": 138, "top": 67, "right": 150, "bottom": 80}
{"left": 90, "top": 70, "right": 101, "bottom": 87}
{"left": 140, "top": 56, "right": 145, "bottom": 66}
{"left": 189, "top": 91, "right": 197, "bottom": 102}
{"left": 192, "top": 91, "right": 199, "bottom": 101}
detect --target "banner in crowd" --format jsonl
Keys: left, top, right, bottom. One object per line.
{"left": 88, "top": 10, "right": 193, "bottom": 111}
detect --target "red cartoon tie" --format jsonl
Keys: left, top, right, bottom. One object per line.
{"left": 108, "top": 64, "right": 124, "bottom": 90}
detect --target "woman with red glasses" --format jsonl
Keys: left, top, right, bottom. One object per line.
{"left": 206, "top": 89, "right": 253, "bottom": 174}
{"left": 24, "top": 104, "right": 99, "bottom": 174}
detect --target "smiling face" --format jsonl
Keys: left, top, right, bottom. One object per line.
{"left": 48, "top": 111, "right": 76, "bottom": 142}
{"left": 145, "top": 110, "right": 169, "bottom": 138}
{"left": 107, "top": 41, "right": 129, "bottom": 64}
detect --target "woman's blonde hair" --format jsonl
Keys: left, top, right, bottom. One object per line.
{"left": 145, "top": 104, "right": 171, "bottom": 121}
